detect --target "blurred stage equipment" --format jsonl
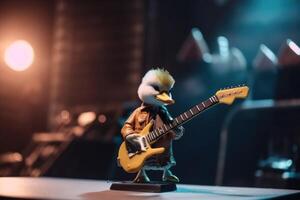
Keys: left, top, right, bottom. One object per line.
{"left": 177, "top": 30, "right": 247, "bottom": 89}
{"left": 177, "top": 28, "right": 211, "bottom": 62}
{"left": 0, "top": 152, "right": 23, "bottom": 176}
{"left": 250, "top": 44, "right": 278, "bottom": 100}
{"left": 254, "top": 40, "right": 300, "bottom": 189}
{"left": 4, "top": 40, "right": 34, "bottom": 71}
{"left": 177, "top": 30, "right": 247, "bottom": 74}
{"left": 253, "top": 44, "right": 278, "bottom": 71}
{"left": 216, "top": 40, "right": 300, "bottom": 189}
{"left": 216, "top": 98, "right": 300, "bottom": 189}
{"left": 210, "top": 36, "right": 247, "bottom": 75}
{"left": 18, "top": 106, "right": 123, "bottom": 179}
{"left": 0, "top": 102, "right": 138, "bottom": 180}
{"left": 278, "top": 39, "right": 300, "bottom": 66}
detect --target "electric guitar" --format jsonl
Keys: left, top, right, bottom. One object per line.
{"left": 117, "top": 86, "right": 249, "bottom": 173}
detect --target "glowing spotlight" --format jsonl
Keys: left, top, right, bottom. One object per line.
{"left": 288, "top": 40, "right": 300, "bottom": 55}
{"left": 78, "top": 112, "right": 96, "bottom": 126}
{"left": 4, "top": 40, "right": 34, "bottom": 71}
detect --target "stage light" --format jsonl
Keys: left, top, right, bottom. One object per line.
{"left": 253, "top": 44, "right": 278, "bottom": 70}
{"left": 278, "top": 39, "right": 300, "bottom": 65}
{"left": 217, "top": 36, "right": 229, "bottom": 59}
{"left": 288, "top": 40, "right": 300, "bottom": 55}
{"left": 78, "top": 112, "right": 96, "bottom": 126}
{"left": 4, "top": 40, "right": 34, "bottom": 71}
{"left": 98, "top": 114, "right": 107, "bottom": 124}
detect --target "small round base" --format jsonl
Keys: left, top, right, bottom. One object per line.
{"left": 110, "top": 181, "right": 177, "bottom": 193}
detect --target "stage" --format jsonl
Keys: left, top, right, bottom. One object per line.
{"left": 0, "top": 177, "right": 299, "bottom": 200}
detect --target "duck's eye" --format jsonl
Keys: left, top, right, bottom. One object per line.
{"left": 151, "top": 85, "right": 160, "bottom": 91}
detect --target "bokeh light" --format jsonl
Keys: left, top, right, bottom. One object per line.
{"left": 98, "top": 114, "right": 107, "bottom": 124}
{"left": 78, "top": 112, "right": 96, "bottom": 126}
{"left": 4, "top": 40, "right": 34, "bottom": 71}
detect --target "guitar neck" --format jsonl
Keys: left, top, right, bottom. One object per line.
{"left": 146, "top": 95, "right": 219, "bottom": 143}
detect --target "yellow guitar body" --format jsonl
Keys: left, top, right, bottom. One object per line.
{"left": 117, "top": 86, "right": 249, "bottom": 173}
{"left": 117, "top": 122, "right": 165, "bottom": 173}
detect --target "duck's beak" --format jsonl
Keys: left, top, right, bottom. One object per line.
{"left": 155, "top": 92, "right": 175, "bottom": 105}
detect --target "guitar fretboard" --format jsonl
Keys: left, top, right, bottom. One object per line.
{"left": 146, "top": 95, "right": 219, "bottom": 143}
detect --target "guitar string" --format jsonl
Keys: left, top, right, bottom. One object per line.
{"left": 146, "top": 95, "right": 219, "bottom": 143}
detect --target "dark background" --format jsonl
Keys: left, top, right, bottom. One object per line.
{"left": 0, "top": 0, "right": 300, "bottom": 187}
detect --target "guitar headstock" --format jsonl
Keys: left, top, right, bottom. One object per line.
{"left": 215, "top": 86, "right": 249, "bottom": 105}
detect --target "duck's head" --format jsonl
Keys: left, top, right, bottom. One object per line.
{"left": 138, "top": 68, "right": 175, "bottom": 107}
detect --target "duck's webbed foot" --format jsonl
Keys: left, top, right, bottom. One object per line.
{"left": 133, "top": 168, "right": 150, "bottom": 183}
{"left": 162, "top": 168, "right": 179, "bottom": 183}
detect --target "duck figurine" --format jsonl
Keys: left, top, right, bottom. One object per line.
{"left": 121, "top": 68, "right": 184, "bottom": 183}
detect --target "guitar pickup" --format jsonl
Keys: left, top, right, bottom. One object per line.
{"left": 142, "top": 137, "right": 148, "bottom": 149}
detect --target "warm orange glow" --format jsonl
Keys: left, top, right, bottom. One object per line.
{"left": 98, "top": 114, "right": 107, "bottom": 123}
{"left": 78, "top": 112, "right": 96, "bottom": 126}
{"left": 4, "top": 40, "right": 34, "bottom": 71}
